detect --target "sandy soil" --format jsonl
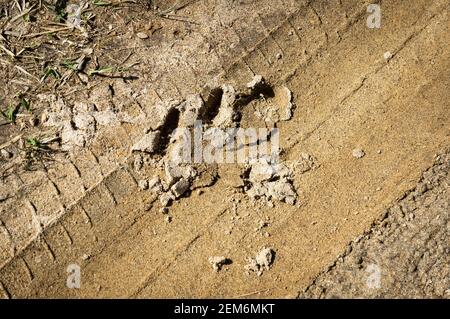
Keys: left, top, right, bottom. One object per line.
{"left": 0, "top": 0, "right": 448, "bottom": 298}
{"left": 300, "top": 150, "right": 449, "bottom": 298}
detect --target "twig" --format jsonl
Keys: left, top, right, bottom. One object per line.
{"left": 0, "top": 57, "right": 39, "bottom": 81}
{"left": 41, "top": 136, "right": 61, "bottom": 144}
{"left": 14, "top": 0, "right": 23, "bottom": 13}
{"left": 9, "top": 79, "right": 33, "bottom": 86}
{"left": 14, "top": 65, "right": 39, "bottom": 81}
{"left": 232, "top": 288, "right": 272, "bottom": 298}
{"left": 120, "top": 51, "right": 133, "bottom": 64}
{"left": 155, "top": 0, "right": 200, "bottom": 24}
{"left": 0, "top": 134, "right": 23, "bottom": 150}
{"left": 156, "top": 0, "right": 197, "bottom": 16}
{"left": 0, "top": 43, "right": 15, "bottom": 58}
{"left": 4, "top": 4, "right": 37, "bottom": 29}
{"left": 157, "top": 15, "right": 199, "bottom": 25}
{"left": 23, "top": 27, "right": 72, "bottom": 38}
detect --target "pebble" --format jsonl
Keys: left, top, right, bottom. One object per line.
{"left": 29, "top": 116, "right": 38, "bottom": 126}
{"left": 352, "top": 148, "right": 365, "bottom": 159}
{"left": 136, "top": 32, "right": 149, "bottom": 39}
{"left": 208, "top": 256, "right": 230, "bottom": 272}
{"left": 1, "top": 149, "right": 12, "bottom": 159}
{"left": 138, "top": 179, "right": 149, "bottom": 190}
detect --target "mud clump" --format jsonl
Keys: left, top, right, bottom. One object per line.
{"left": 245, "top": 247, "right": 275, "bottom": 276}
{"left": 138, "top": 179, "right": 149, "bottom": 190}
{"left": 171, "top": 178, "right": 190, "bottom": 198}
{"left": 292, "top": 152, "right": 317, "bottom": 174}
{"left": 132, "top": 131, "right": 161, "bottom": 154}
{"left": 248, "top": 76, "right": 294, "bottom": 123}
{"left": 271, "top": 86, "right": 294, "bottom": 122}
{"left": 155, "top": 163, "right": 198, "bottom": 207}
{"left": 208, "top": 256, "right": 232, "bottom": 272}
{"left": 148, "top": 176, "right": 163, "bottom": 193}
{"left": 41, "top": 91, "right": 133, "bottom": 151}
{"left": 245, "top": 158, "right": 297, "bottom": 205}
{"left": 246, "top": 74, "right": 264, "bottom": 89}
{"left": 352, "top": 148, "right": 365, "bottom": 159}
{"left": 212, "top": 85, "right": 237, "bottom": 128}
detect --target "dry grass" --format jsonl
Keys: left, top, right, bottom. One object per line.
{"left": 0, "top": 0, "right": 198, "bottom": 174}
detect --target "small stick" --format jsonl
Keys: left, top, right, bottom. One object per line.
{"left": 0, "top": 134, "right": 23, "bottom": 150}
{"left": 14, "top": 0, "right": 23, "bottom": 13}
{"left": 4, "top": 4, "right": 37, "bottom": 28}
{"left": 23, "top": 27, "right": 72, "bottom": 38}
{"left": 0, "top": 43, "right": 15, "bottom": 58}
{"left": 232, "top": 288, "right": 271, "bottom": 298}
{"left": 9, "top": 79, "right": 33, "bottom": 86}
{"left": 14, "top": 65, "right": 39, "bottom": 81}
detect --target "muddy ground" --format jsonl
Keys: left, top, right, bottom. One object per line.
{"left": 0, "top": 0, "right": 448, "bottom": 298}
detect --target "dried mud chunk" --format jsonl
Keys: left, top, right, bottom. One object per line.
{"left": 255, "top": 248, "right": 274, "bottom": 269}
{"left": 73, "top": 113, "right": 96, "bottom": 130}
{"left": 93, "top": 110, "right": 118, "bottom": 126}
{"left": 212, "top": 85, "right": 237, "bottom": 128}
{"left": 352, "top": 148, "right": 365, "bottom": 159}
{"left": 245, "top": 247, "right": 275, "bottom": 276}
{"left": 133, "top": 154, "right": 144, "bottom": 171}
{"left": 178, "top": 94, "right": 205, "bottom": 127}
{"left": 138, "top": 180, "right": 149, "bottom": 190}
{"left": 171, "top": 178, "right": 190, "bottom": 198}
{"left": 147, "top": 100, "right": 179, "bottom": 131}
{"left": 160, "top": 192, "right": 175, "bottom": 207}
{"left": 164, "top": 162, "right": 196, "bottom": 185}
{"left": 132, "top": 131, "right": 161, "bottom": 154}
{"left": 89, "top": 83, "right": 113, "bottom": 111}
{"left": 266, "top": 179, "right": 296, "bottom": 205}
{"left": 191, "top": 165, "right": 219, "bottom": 189}
{"left": 247, "top": 74, "right": 264, "bottom": 89}
{"left": 246, "top": 183, "right": 268, "bottom": 199}
{"left": 250, "top": 84, "right": 294, "bottom": 123}
{"left": 208, "top": 256, "right": 231, "bottom": 272}
{"left": 61, "top": 123, "right": 90, "bottom": 149}
{"left": 249, "top": 160, "right": 277, "bottom": 182}
{"left": 0, "top": 149, "right": 12, "bottom": 159}
{"left": 245, "top": 159, "right": 297, "bottom": 205}
{"left": 274, "top": 86, "right": 293, "bottom": 121}
{"left": 149, "top": 176, "right": 163, "bottom": 194}
{"left": 293, "top": 153, "right": 316, "bottom": 174}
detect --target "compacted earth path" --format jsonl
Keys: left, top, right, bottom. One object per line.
{"left": 0, "top": 0, "right": 448, "bottom": 298}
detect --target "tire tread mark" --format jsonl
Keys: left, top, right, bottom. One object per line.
{"left": 21, "top": 257, "right": 34, "bottom": 281}
{"left": 0, "top": 281, "right": 11, "bottom": 299}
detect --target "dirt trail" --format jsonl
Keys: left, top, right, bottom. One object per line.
{"left": 0, "top": 0, "right": 449, "bottom": 298}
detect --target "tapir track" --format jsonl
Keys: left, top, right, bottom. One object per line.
{"left": 0, "top": 0, "right": 449, "bottom": 298}
{"left": 0, "top": 0, "right": 376, "bottom": 272}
